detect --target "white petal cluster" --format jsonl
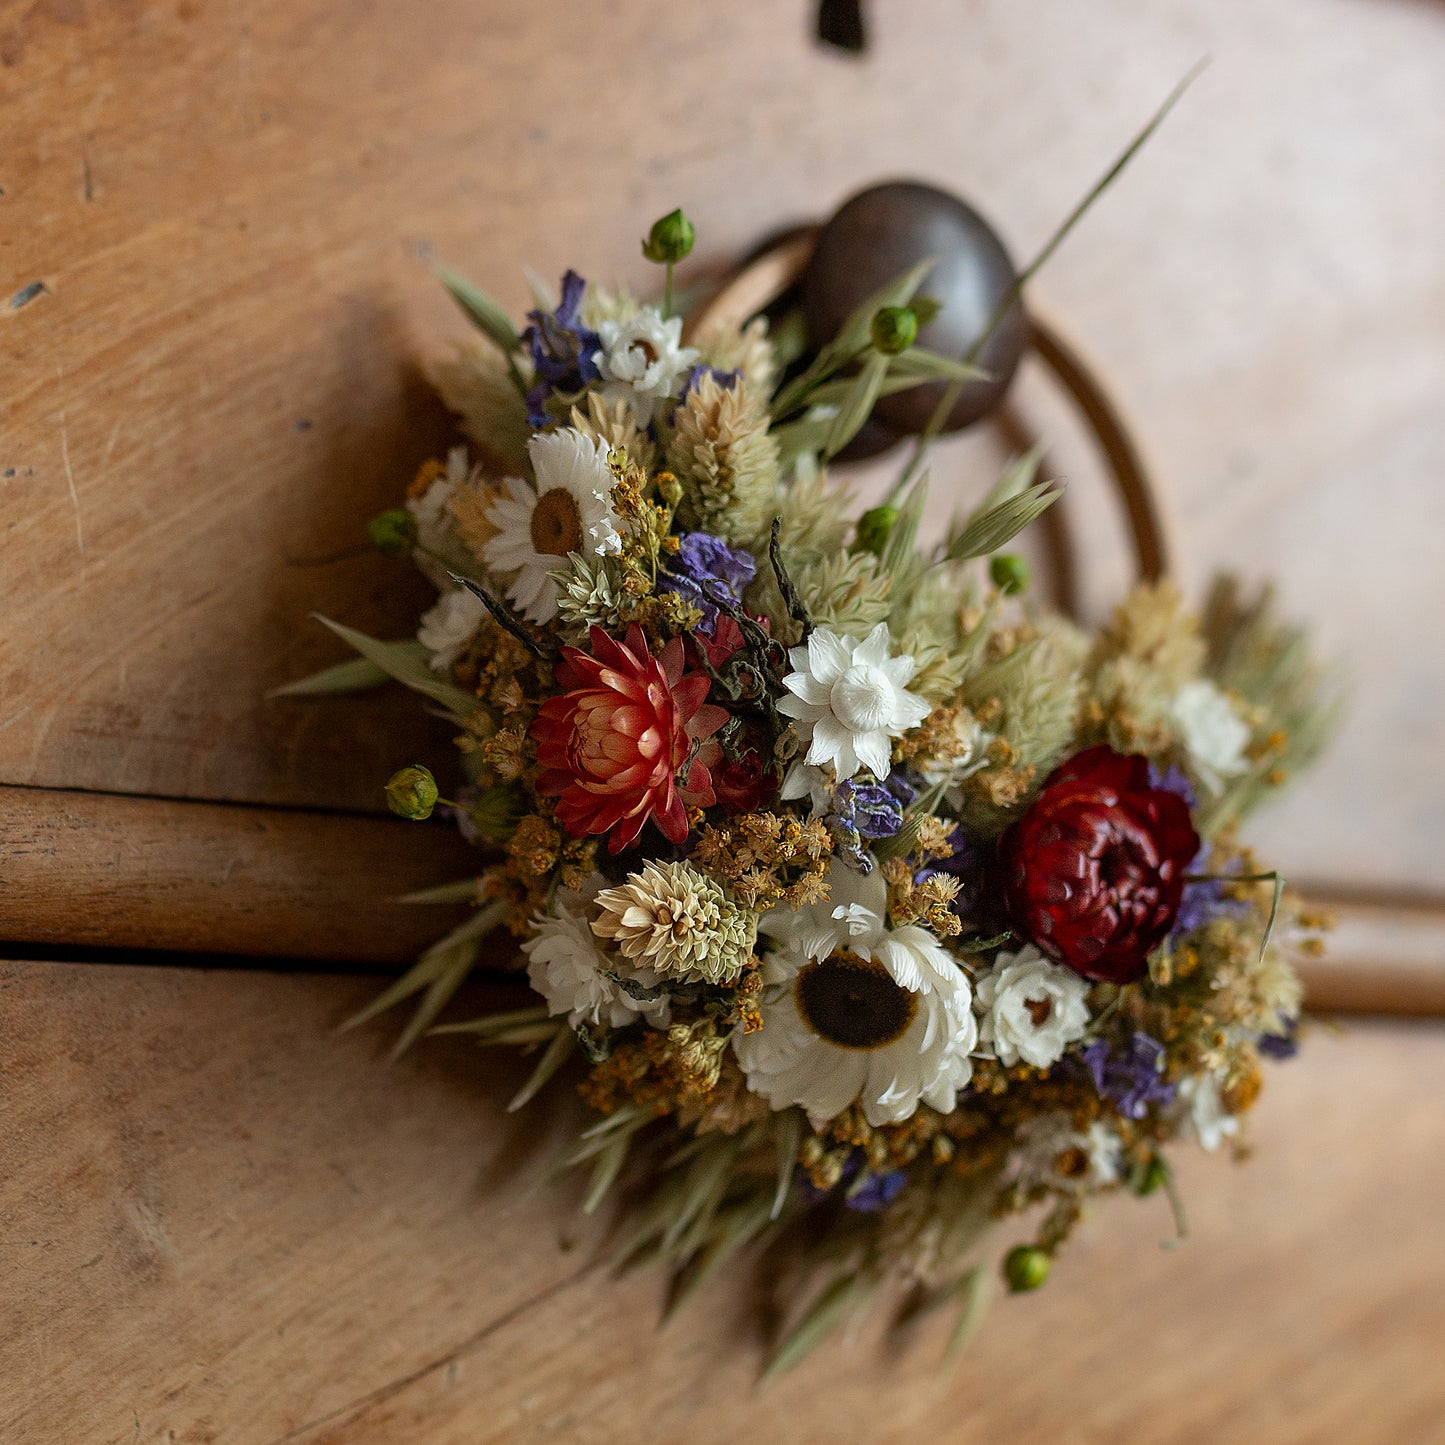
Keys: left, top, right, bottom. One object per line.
{"left": 482, "top": 429, "right": 622, "bottom": 624}
{"left": 591, "top": 861, "right": 755, "bottom": 986}
{"left": 1170, "top": 679, "right": 1250, "bottom": 795}
{"left": 407, "top": 445, "right": 472, "bottom": 589}
{"left": 777, "top": 624, "right": 931, "bottom": 783}
{"left": 522, "top": 877, "right": 669, "bottom": 1031}
{"left": 1010, "top": 1112, "right": 1122, "bottom": 1193}
{"left": 974, "top": 945, "right": 1092, "bottom": 1069}
{"left": 593, "top": 306, "right": 699, "bottom": 426}
{"left": 733, "top": 860, "right": 976, "bottom": 1128}
{"left": 778, "top": 760, "right": 834, "bottom": 816}
{"left": 416, "top": 586, "right": 488, "bottom": 671}
{"left": 1174, "top": 1071, "right": 1240, "bottom": 1152}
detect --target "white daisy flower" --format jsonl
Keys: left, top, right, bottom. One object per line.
{"left": 481, "top": 429, "right": 622, "bottom": 624}
{"left": 1170, "top": 679, "right": 1251, "bottom": 795}
{"left": 522, "top": 876, "right": 670, "bottom": 1031}
{"left": 407, "top": 445, "right": 473, "bottom": 589}
{"left": 777, "top": 623, "right": 931, "bottom": 783}
{"left": 1011, "top": 1112, "right": 1122, "bottom": 1193}
{"left": 974, "top": 945, "right": 1092, "bottom": 1069}
{"left": 592, "top": 306, "right": 699, "bottom": 426}
{"left": 416, "top": 586, "right": 488, "bottom": 671}
{"left": 733, "top": 859, "right": 976, "bottom": 1128}
{"left": 1175, "top": 1071, "right": 1240, "bottom": 1152}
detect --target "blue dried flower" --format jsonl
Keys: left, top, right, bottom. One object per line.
{"left": 845, "top": 1168, "right": 906, "bottom": 1212}
{"left": 1080, "top": 1031, "right": 1176, "bottom": 1119}
{"left": 658, "top": 531, "right": 756, "bottom": 630}
{"left": 682, "top": 362, "right": 740, "bottom": 397}
{"left": 794, "top": 1154, "right": 906, "bottom": 1213}
{"left": 1149, "top": 760, "right": 1198, "bottom": 809}
{"left": 521, "top": 270, "right": 602, "bottom": 427}
{"left": 1172, "top": 842, "right": 1250, "bottom": 936}
{"left": 1258, "top": 1018, "right": 1299, "bottom": 1060}
{"left": 913, "top": 824, "right": 978, "bottom": 917}
{"left": 825, "top": 777, "right": 906, "bottom": 870}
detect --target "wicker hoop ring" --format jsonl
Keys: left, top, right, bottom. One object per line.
{"left": 687, "top": 227, "right": 1173, "bottom": 618}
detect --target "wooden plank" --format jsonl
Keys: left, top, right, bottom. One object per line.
{"left": 0, "top": 0, "right": 1441, "bottom": 902}
{"left": 0, "top": 785, "right": 478, "bottom": 963}
{"left": 3, "top": 958, "right": 1442, "bottom": 1442}
{"left": 0, "top": 777, "right": 1438, "bottom": 1006}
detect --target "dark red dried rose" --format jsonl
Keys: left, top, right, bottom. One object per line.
{"left": 711, "top": 727, "right": 779, "bottom": 814}
{"left": 998, "top": 746, "right": 1200, "bottom": 984}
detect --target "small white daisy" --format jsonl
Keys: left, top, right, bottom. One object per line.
{"left": 1170, "top": 679, "right": 1251, "bottom": 795}
{"left": 777, "top": 623, "right": 931, "bottom": 783}
{"left": 481, "top": 428, "right": 622, "bottom": 625}
{"left": 1174, "top": 1071, "right": 1240, "bottom": 1152}
{"left": 592, "top": 306, "right": 699, "bottom": 426}
{"left": 416, "top": 586, "right": 488, "bottom": 671}
{"left": 733, "top": 859, "right": 976, "bottom": 1128}
{"left": 1011, "top": 1113, "right": 1122, "bottom": 1193}
{"left": 522, "top": 876, "right": 669, "bottom": 1031}
{"left": 974, "top": 945, "right": 1092, "bottom": 1069}
{"left": 407, "top": 445, "right": 473, "bottom": 589}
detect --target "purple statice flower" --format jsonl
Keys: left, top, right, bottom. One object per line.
{"left": 845, "top": 1168, "right": 907, "bottom": 1213}
{"left": 520, "top": 270, "right": 602, "bottom": 427}
{"left": 1258, "top": 1018, "right": 1299, "bottom": 1060}
{"left": 1173, "top": 842, "right": 1250, "bottom": 937}
{"left": 1079, "top": 1031, "right": 1176, "bottom": 1120}
{"left": 657, "top": 531, "right": 756, "bottom": 631}
{"left": 914, "top": 825, "right": 979, "bottom": 918}
{"left": 826, "top": 777, "right": 906, "bottom": 870}
{"left": 1149, "top": 760, "right": 1198, "bottom": 809}
{"left": 794, "top": 1154, "right": 906, "bottom": 1212}
{"left": 681, "top": 363, "right": 740, "bottom": 397}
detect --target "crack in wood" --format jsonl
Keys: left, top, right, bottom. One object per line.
{"left": 264, "top": 1260, "right": 603, "bottom": 1444}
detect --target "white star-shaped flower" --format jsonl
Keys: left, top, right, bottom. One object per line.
{"left": 777, "top": 623, "right": 930, "bottom": 783}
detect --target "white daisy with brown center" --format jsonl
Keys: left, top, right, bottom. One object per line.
{"left": 481, "top": 428, "right": 622, "bottom": 624}
{"left": 1011, "top": 1113, "right": 1121, "bottom": 1193}
{"left": 733, "top": 859, "right": 976, "bottom": 1128}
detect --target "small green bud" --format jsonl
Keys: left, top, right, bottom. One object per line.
{"left": 870, "top": 304, "right": 918, "bottom": 355}
{"left": 1003, "top": 1245, "right": 1051, "bottom": 1293}
{"left": 367, "top": 507, "right": 417, "bottom": 558}
{"left": 990, "top": 553, "right": 1030, "bottom": 595}
{"left": 641, "top": 208, "right": 696, "bottom": 264}
{"left": 385, "top": 765, "right": 439, "bottom": 821}
{"left": 1133, "top": 1156, "right": 1169, "bottom": 1197}
{"left": 854, "top": 504, "right": 899, "bottom": 557}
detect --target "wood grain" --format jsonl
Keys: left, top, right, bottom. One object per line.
{"left": 0, "top": 784, "right": 477, "bottom": 964}
{"left": 0, "top": 0, "right": 1441, "bottom": 898}
{"left": 4, "top": 958, "right": 1442, "bottom": 1443}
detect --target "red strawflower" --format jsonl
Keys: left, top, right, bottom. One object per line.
{"left": 998, "top": 745, "right": 1200, "bottom": 984}
{"left": 531, "top": 625, "right": 728, "bottom": 854}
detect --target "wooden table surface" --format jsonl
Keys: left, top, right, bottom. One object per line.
{"left": 2, "top": 1, "right": 1443, "bottom": 1439}
{"left": 4, "top": 959, "right": 1443, "bottom": 1445}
